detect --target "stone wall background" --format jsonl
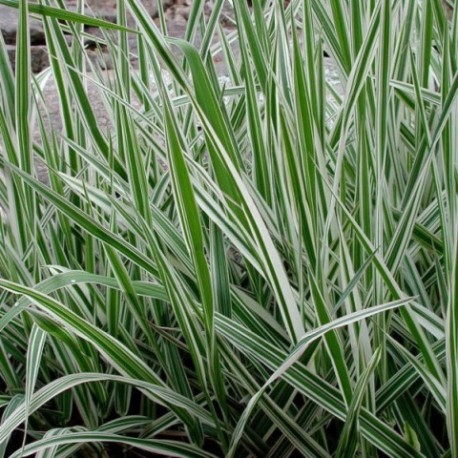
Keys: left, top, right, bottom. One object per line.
{"left": 1, "top": 1, "right": 454, "bottom": 73}
{"left": 0, "top": 1, "right": 451, "bottom": 185}
{"left": 0, "top": 1, "right": 230, "bottom": 72}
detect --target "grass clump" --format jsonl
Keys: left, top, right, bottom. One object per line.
{"left": 0, "top": 0, "right": 457, "bottom": 456}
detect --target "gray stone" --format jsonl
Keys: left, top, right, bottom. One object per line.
{"left": 86, "top": 48, "right": 114, "bottom": 70}
{"left": 443, "top": 0, "right": 454, "bottom": 20}
{"left": 0, "top": 5, "right": 46, "bottom": 45}
{"left": 65, "top": 6, "right": 118, "bottom": 24}
{"left": 6, "top": 43, "right": 115, "bottom": 73}
{"left": 6, "top": 44, "right": 49, "bottom": 73}
{"left": 66, "top": 0, "right": 167, "bottom": 21}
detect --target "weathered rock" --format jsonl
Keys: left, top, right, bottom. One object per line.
{"left": 206, "top": 1, "right": 237, "bottom": 27}
{"left": 7, "top": 43, "right": 115, "bottom": 73}
{"left": 65, "top": 0, "right": 169, "bottom": 20}
{"left": 6, "top": 44, "right": 49, "bottom": 73}
{"left": 86, "top": 48, "right": 114, "bottom": 69}
{"left": 0, "top": 5, "right": 46, "bottom": 45}
{"left": 64, "top": 6, "right": 118, "bottom": 24}
{"left": 442, "top": 0, "right": 454, "bottom": 20}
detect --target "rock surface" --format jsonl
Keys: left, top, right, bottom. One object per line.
{"left": 65, "top": 0, "right": 166, "bottom": 21}
{"left": 0, "top": 1, "right": 343, "bottom": 187}
{"left": 0, "top": 5, "right": 46, "bottom": 45}
{"left": 0, "top": 1, "right": 171, "bottom": 73}
{"left": 5, "top": 44, "right": 49, "bottom": 73}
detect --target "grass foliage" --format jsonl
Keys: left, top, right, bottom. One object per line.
{"left": 0, "top": 0, "right": 457, "bottom": 456}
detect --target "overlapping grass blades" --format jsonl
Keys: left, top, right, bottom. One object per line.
{"left": 0, "top": 0, "right": 457, "bottom": 456}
